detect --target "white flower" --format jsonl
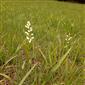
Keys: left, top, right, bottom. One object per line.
{"left": 25, "top": 24, "right": 29, "bottom": 29}
{"left": 66, "top": 34, "right": 69, "bottom": 37}
{"left": 64, "top": 33, "right": 73, "bottom": 48}
{"left": 31, "top": 36, "right": 34, "bottom": 40}
{"left": 29, "top": 27, "right": 32, "bottom": 31}
{"left": 25, "top": 21, "right": 31, "bottom": 29}
{"left": 28, "top": 27, "right": 32, "bottom": 32}
{"left": 68, "top": 37, "right": 72, "bottom": 41}
{"left": 25, "top": 21, "right": 34, "bottom": 43}
{"left": 31, "top": 33, "right": 34, "bottom": 36}
{"left": 28, "top": 39, "right": 32, "bottom": 43}
{"left": 25, "top": 32, "right": 29, "bottom": 35}
{"left": 26, "top": 36, "right": 29, "bottom": 40}
{"left": 65, "top": 33, "right": 72, "bottom": 41}
{"left": 27, "top": 21, "right": 31, "bottom": 26}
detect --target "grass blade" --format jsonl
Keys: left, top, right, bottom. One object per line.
{"left": 2, "top": 39, "right": 27, "bottom": 68}
{"left": 51, "top": 47, "right": 72, "bottom": 73}
{"left": 0, "top": 73, "right": 11, "bottom": 81}
{"left": 2, "top": 55, "right": 17, "bottom": 69}
{"left": 38, "top": 47, "right": 48, "bottom": 64}
{"left": 18, "top": 63, "right": 37, "bottom": 85}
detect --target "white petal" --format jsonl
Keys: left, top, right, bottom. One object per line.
{"left": 25, "top": 25, "right": 30, "bottom": 29}
{"left": 29, "top": 27, "right": 32, "bottom": 31}
{"left": 29, "top": 39, "right": 32, "bottom": 43}
{"left": 66, "top": 34, "right": 69, "bottom": 37}
{"left": 26, "top": 36, "right": 29, "bottom": 40}
{"left": 31, "top": 37, "right": 34, "bottom": 40}
{"left": 28, "top": 30, "right": 31, "bottom": 32}
{"left": 68, "top": 37, "right": 72, "bottom": 41}
{"left": 31, "top": 33, "right": 34, "bottom": 36}
{"left": 25, "top": 31, "right": 29, "bottom": 35}
{"left": 27, "top": 21, "right": 31, "bottom": 26}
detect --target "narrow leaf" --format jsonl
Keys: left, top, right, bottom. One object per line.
{"left": 18, "top": 63, "right": 37, "bottom": 85}
{"left": 0, "top": 73, "right": 11, "bottom": 81}
{"left": 51, "top": 47, "right": 72, "bottom": 73}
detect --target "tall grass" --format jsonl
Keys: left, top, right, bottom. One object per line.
{"left": 0, "top": 0, "right": 85, "bottom": 85}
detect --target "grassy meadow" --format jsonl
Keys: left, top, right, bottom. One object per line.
{"left": 0, "top": 0, "right": 85, "bottom": 85}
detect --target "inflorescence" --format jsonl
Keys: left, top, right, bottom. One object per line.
{"left": 25, "top": 21, "right": 34, "bottom": 43}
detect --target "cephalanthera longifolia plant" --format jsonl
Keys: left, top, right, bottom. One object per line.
{"left": 21, "top": 21, "right": 35, "bottom": 70}
{"left": 1, "top": 21, "right": 37, "bottom": 85}
{"left": 19, "top": 21, "right": 37, "bottom": 85}
{"left": 2, "top": 21, "right": 35, "bottom": 68}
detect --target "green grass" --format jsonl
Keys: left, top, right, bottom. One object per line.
{"left": 0, "top": 0, "right": 85, "bottom": 85}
